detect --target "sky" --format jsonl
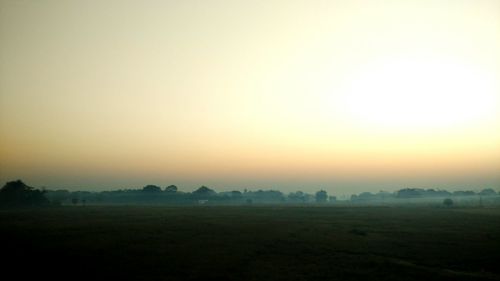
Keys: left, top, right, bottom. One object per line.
{"left": 1, "top": 0, "right": 499, "bottom": 195}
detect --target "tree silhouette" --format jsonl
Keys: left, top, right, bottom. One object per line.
{"left": 288, "top": 191, "right": 307, "bottom": 203}
{"left": 230, "top": 190, "right": 242, "bottom": 198}
{"left": 479, "top": 188, "right": 496, "bottom": 196}
{"left": 0, "top": 180, "right": 48, "bottom": 207}
{"left": 443, "top": 198, "right": 453, "bottom": 207}
{"left": 164, "top": 185, "right": 178, "bottom": 193}
{"left": 315, "top": 190, "right": 328, "bottom": 203}
{"left": 192, "top": 186, "right": 216, "bottom": 199}
{"left": 142, "top": 185, "right": 162, "bottom": 193}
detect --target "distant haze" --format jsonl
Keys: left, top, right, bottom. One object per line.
{"left": 1, "top": 0, "right": 499, "bottom": 195}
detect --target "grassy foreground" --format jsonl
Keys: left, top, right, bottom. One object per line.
{"left": 1, "top": 206, "right": 499, "bottom": 281}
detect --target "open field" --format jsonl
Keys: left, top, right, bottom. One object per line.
{"left": 1, "top": 206, "right": 500, "bottom": 281}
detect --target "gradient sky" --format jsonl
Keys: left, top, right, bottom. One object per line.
{"left": 1, "top": 0, "right": 499, "bottom": 195}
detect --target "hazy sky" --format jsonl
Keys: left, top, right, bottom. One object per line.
{"left": 1, "top": 0, "right": 499, "bottom": 194}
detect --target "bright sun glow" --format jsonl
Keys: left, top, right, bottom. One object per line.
{"left": 339, "top": 56, "right": 499, "bottom": 131}
{"left": 1, "top": 0, "right": 500, "bottom": 191}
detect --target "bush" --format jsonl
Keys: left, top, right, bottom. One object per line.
{"left": 443, "top": 198, "right": 453, "bottom": 207}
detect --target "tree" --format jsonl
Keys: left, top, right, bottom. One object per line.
{"left": 192, "top": 186, "right": 216, "bottom": 198}
{"left": 453, "top": 190, "right": 476, "bottom": 196}
{"left": 230, "top": 190, "right": 242, "bottom": 198}
{"left": 164, "top": 185, "right": 178, "bottom": 193}
{"left": 479, "top": 188, "right": 496, "bottom": 196}
{"left": 142, "top": 185, "right": 162, "bottom": 193}
{"left": 443, "top": 198, "right": 453, "bottom": 207}
{"left": 72, "top": 198, "right": 79, "bottom": 205}
{"left": 315, "top": 190, "right": 328, "bottom": 203}
{"left": 0, "top": 180, "right": 48, "bottom": 207}
{"left": 396, "top": 188, "right": 424, "bottom": 198}
{"left": 288, "top": 191, "right": 308, "bottom": 203}
{"left": 244, "top": 189, "right": 285, "bottom": 203}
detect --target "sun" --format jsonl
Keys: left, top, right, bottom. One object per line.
{"left": 338, "top": 56, "right": 499, "bottom": 132}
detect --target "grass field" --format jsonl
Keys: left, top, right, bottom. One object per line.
{"left": 1, "top": 206, "right": 499, "bottom": 281}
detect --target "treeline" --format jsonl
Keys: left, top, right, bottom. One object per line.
{"left": 350, "top": 188, "right": 499, "bottom": 206}
{"left": 45, "top": 185, "right": 325, "bottom": 206}
{"left": 44, "top": 184, "right": 500, "bottom": 206}
{"left": 1, "top": 180, "right": 499, "bottom": 207}
{"left": 351, "top": 188, "right": 498, "bottom": 201}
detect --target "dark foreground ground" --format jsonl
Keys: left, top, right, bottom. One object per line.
{"left": 1, "top": 206, "right": 499, "bottom": 281}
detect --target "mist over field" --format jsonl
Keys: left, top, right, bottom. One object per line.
{"left": 2, "top": 180, "right": 500, "bottom": 281}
